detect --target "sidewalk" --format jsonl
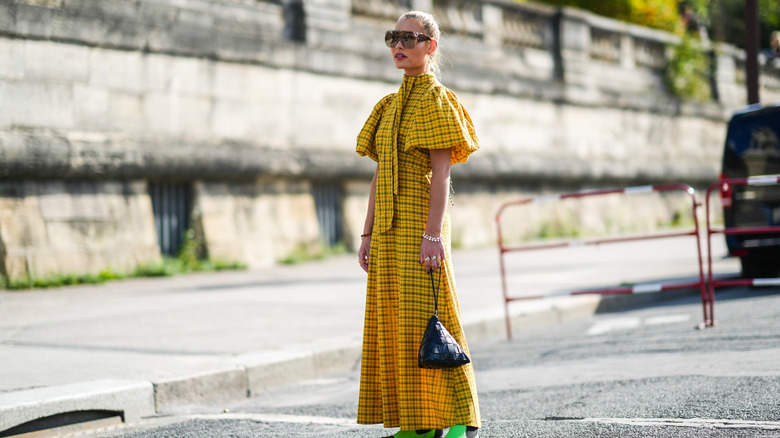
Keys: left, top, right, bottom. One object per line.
{"left": 0, "top": 238, "right": 738, "bottom": 434}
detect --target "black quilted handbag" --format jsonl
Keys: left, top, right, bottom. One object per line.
{"left": 418, "top": 269, "right": 471, "bottom": 369}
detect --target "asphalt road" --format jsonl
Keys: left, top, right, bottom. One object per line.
{"left": 89, "top": 284, "right": 780, "bottom": 438}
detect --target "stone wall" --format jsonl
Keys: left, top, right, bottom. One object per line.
{"left": 0, "top": 0, "right": 778, "bottom": 279}
{"left": 0, "top": 180, "right": 159, "bottom": 280}
{"left": 194, "top": 180, "right": 321, "bottom": 268}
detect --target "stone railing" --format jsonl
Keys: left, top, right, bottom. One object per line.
{"left": 350, "top": 0, "right": 779, "bottom": 104}
{"left": 351, "top": 0, "right": 413, "bottom": 20}
{"left": 432, "top": 0, "right": 484, "bottom": 39}
{"left": 499, "top": 3, "right": 551, "bottom": 50}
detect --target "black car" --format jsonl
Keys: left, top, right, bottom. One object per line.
{"left": 720, "top": 103, "right": 780, "bottom": 278}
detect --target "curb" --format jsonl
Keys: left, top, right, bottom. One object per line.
{"left": 0, "top": 289, "right": 697, "bottom": 435}
{"left": 0, "top": 380, "right": 155, "bottom": 434}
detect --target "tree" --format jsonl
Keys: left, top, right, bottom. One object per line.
{"left": 533, "top": 0, "right": 684, "bottom": 33}
{"left": 708, "top": 0, "right": 780, "bottom": 50}
{"left": 530, "top": 0, "right": 780, "bottom": 49}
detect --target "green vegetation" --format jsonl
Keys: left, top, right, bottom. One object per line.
{"left": 664, "top": 35, "right": 712, "bottom": 101}
{"left": 3, "top": 229, "right": 246, "bottom": 290}
{"left": 6, "top": 269, "right": 126, "bottom": 290}
{"left": 533, "top": 213, "right": 582, "bottom": 240}
{"left": 131, "top": 257, "right": 247, "bottom": 278}
{"left": 528, "top": 0, "right": 780, "bottom": 52}
{"left": 517, "top": 0, "right": 725, "bottom": 100}
{"left": 527, "top": 0, "right": 682, "bottom": 33}
{"left": 278, "top": 241, "right": 347, "bottom": 265}
{"left": 708, "top": 0, "right": 780, "bottom": 51}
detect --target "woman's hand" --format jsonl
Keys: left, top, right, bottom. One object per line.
{"left": 420, "top": 238, "right": 445, "bottom": 273}
{"left": 358, "top": 236, "right": 371, "bottom": 273}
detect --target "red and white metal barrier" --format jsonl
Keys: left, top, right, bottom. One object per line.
{"left": 704, "top": 175, "right": 780, "bottom": 325}
{"left": 496, "top": 184, "right": 707, "bottom": 339}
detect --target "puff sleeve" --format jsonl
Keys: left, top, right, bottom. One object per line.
{"left": 356, "top": 93, "right": 395, "bottom": 162}
{"left": 404, "top": 85, "right": 479, "bottom": 164}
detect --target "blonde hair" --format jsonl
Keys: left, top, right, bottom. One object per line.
{"left": 398, "top": 11, "right": 442, "bottom": 76}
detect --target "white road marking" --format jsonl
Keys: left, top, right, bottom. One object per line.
{"left": 644, "top": 314, "right": 691, "bottom": 325}
{"left": 189, "top": 414, "right": 780, "bottom": 431}
{"left": 187, "top": 413, "right": 359, "bottom": 427}
{"left": 572, "top": 417, "right": 780, "bottom": 430}
{"left": 588, "top": 314, "right": 691, "bottom": 335}
{"left": 754, "top": 278, "right": 780, "bottom": 286}
{"left": 587, "top": 317, "right": 641, "bottom": 335}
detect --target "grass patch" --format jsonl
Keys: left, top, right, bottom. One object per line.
{"left": 3, "top": 229, "right": 247, "bottom": 290}
{"left": 6, "top": 270, "right": 122, "bottom": 290}
{"left": 278, "top": 242, "right": 348, "bottom": 265}
{"left": 4, "top": 258, "right": 247, "bottom": 290}
{"left": 132, "top": 257, "right": 247, "bottom": 278}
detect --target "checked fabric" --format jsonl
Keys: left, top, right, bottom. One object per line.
{"left": 355, "top": 73, "right": 481, "bottom": 430}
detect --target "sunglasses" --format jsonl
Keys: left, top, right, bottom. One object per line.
{"left": 384, "top": 30, "right": 432, "bottom": 49}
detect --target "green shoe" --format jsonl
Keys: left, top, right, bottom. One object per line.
{"left": 444, "top": 425, "right": 479, "bottom": 438}
{"left": 384, "top": 430, "right": 444, "bottom": 438}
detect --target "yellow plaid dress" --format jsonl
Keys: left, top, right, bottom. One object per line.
{"left": 356, "top": 73, "right": 481, "bottom": 430}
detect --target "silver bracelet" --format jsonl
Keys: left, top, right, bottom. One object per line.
{"left": 422, "top": 232, "right": 442, "bottom": 243}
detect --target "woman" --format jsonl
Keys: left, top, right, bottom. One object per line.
{"left": 355, "top": 11, "right": 481, "bottom": 438}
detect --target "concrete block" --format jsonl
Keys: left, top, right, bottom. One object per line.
{"left": 19, "top": 0, "right": 64, "bottom": 7}
{"left": 89, "top": 49, "right": 145, "bottom": 93}
{"left": 0, "top": 129, "right": 74, "bottom": 179}
{"left": 26, "top": 249, "right": 88, "bottom": 278}
{"left": 213, "top": 63, "right": 249, "bottom": 100}
{"left": 0, "top": 380, "right": 155, "bottom": 433}
{"left": 47, "top": 1, "right": 102, "bottom": 44}
{"left": 108, "top": 92, "right": 146, "bottom": 131}
{"left": 83, "top": 0, "right": 145, "bottom": 48}
{"left": 38, "top": 182, "right": 110, "bottom": 220}
{"left": 73, "top": 84, "right": 110, "bottom": 129}
{"left": 43, "top": 221, "right": 81, "bottom": 251}
{"left": 165, "top": 56, "right": 212, "bottom": 97}
{"left": 0, "top": 2, "right": 13, "bottom": 32}
{"left": 91, "top": 0, "right": 138, "bottom": 19}
{"left": 0, "top": 80, "right": 74, "bottom": 128}
{"left": 169, "top": 24, "right": 218, "bottom": 56}
{"left": 176, "top": 95, "right": 212, "bottom": 138}
{"left": 142, "top": 93, "right": 178, "bottom": 134}
{"left": 14, "top": 4, "right": 54, "bottom": 39}
{"left": 153, "top": 367, "right": 247, "bottom": 413}
{"left": 177, "top": 8, "right": 214, "bottom": 28}
{"left": 0, "top": 39, "right": 26, "bottom": 80}
{"left": 24, "top": 40, "right": 90, "bottom": 83}
{"left": 141, "top": 54, "right": 172, "bottom": 93}
{"left": 243, "top": 67, "right": 278, "bottom": 105}
{"left": 1, "top": 253, "right": 30, "bottom": 279}
{"left": 137, "top": 1, "right": 177, "bottom": 26}
{"left": 304, "top": 0, "right": 350, "bottom": 32}
{"left": 211, "top": 100, "right": 251, "bottom": 139}
{"left": 0, "top": 205, "right": 48, "bottom": 247}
